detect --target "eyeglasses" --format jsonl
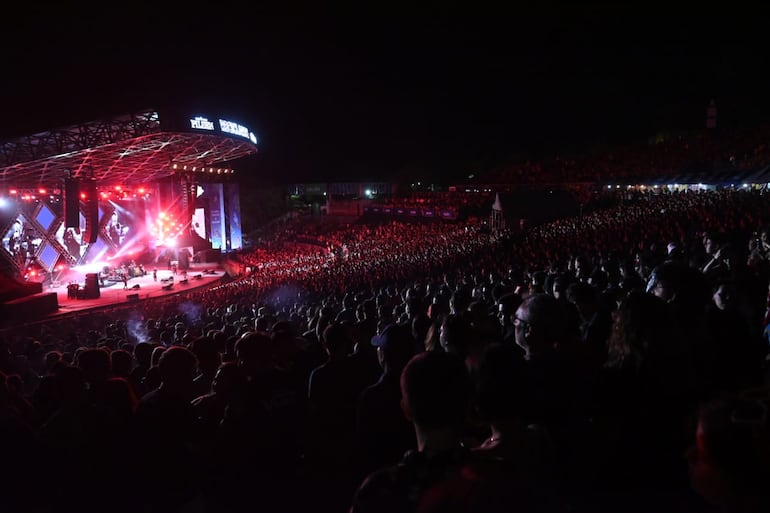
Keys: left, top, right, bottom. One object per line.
{"left": 730, "top": 400, "right": 767, "bottom": 425}
{"left": 513, "top": 315, "right": 531, "bottom": 328}
{"left": 731, "top": 388, "right": 770, "bottom": 425}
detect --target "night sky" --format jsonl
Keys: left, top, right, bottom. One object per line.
{"left": 2, "top": 4, "right": 769, "bottom": 185}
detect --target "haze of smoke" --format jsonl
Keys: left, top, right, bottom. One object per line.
{"left": 126, "top": 312, "right": 148, "bottom": 345}
{"left": 178, "top": 301, "right": 203, "bottom": 323}
{"left": 264, "top": 284, "right": 301, "bottom": 310}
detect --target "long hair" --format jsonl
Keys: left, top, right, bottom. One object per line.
{"left": 606, "top": 290, "right": 690, "bottom": 395}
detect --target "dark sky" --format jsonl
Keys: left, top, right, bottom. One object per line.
{"left": 2, "top": 3, "right": 769, "bottom": 184}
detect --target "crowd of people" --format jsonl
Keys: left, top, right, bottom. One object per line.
{"left": 1, "top": 186, "right": 770, "bottom": 512}
{"left": 481, "top": 124, "right": 770, "bottom": 184}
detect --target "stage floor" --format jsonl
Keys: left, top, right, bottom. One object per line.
{"left": 45, "top": 263, "right": 225, "bottom": 318}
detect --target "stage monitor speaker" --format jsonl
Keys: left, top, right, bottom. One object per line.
{"left": 64, "top": 178, "right": 80, "bottom": 228}
{"left": 82, "top": 179, "right": 98, "bottom": 244}
{"left": 126, "top": 293, "right": 140, "bottom": 302}
{"left": 84, "top": 273, "right": 100, "bottom": 299}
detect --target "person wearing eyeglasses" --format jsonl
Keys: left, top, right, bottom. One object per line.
{"left": 511, "top": 294, "right": 589, "bottom": 480}
{"left": 512, "top": 294, "right": 571, "bottom": 362}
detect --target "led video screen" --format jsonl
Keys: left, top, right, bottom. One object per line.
{"left": 37, "top": 242, "right": 60, "bottom": 271}
{"left": 35, "top": 203, "right": 56, "bottom": 232}
{"left": 54, "top": 212, "right": 87, "bottom": 260}
{"left": 2, "top": 214, "right": 43, "bottom": 264}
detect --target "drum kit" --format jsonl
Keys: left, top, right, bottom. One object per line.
{"left": 102, "top": 262, "right": 146, "bottom": 283}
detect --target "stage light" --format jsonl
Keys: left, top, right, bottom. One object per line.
{"left": 81, "top": 192, "right": 87, "bottom": 199}
{"left": 138, "top": 188, "right": 145, "bottom": 194}
{"left": 0, "top": 197, "right": 6, "bottom": 208}
{"left": 9, "top": 189, "right": 17, "bottom": 194}
{"left": 39, "top": 188, "right": 46, "bottom": 194}
{"left": 115, "top": 185, "right": 122, "bottom": 191}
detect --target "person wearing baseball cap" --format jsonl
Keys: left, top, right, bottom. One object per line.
{"left": 355, "top": 323, "right": 419, "bottom": 478}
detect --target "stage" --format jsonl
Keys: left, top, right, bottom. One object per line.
{"left": 43, "top": 262, "right": 225, "bottom": 318}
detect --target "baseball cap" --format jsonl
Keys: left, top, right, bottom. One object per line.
{"left": 371, "top": 323, "right": 416, "bottom": 359}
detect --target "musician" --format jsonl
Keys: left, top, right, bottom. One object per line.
{"left": 63, "top": 228, "right": 81, "bottom": 257}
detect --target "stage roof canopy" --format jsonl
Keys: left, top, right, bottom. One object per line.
{"left": 0, "top": 110, "right": 258, "bottom": 188}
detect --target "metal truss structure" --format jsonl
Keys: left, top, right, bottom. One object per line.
{"left": 0, "top": 110, "right": 257, "bottom": 188}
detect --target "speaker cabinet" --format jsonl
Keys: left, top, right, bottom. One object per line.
{"left": 82, "top": 179, "right": 98, "bottom": 244}
{"left": 84, "top": 273, "right": 100, "bottom": 299}
{"left": 64, "top": 178, "right": 80, "bottom": 228}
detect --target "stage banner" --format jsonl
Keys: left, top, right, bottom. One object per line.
{"left": 207, "top": 183, "right": 226, "bottom": 250}
{"left": 225, "top": 183, "right": 242, "bottom": 251}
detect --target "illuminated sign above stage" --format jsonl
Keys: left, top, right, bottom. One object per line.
{"left": 190, "top": 117, "right": 215, "bottom": 131}
{"left": 187, "top": 115, "right": 257, "bottom": 145}
{"left": 219, "top": 119, "right": 258, "bottom": 144}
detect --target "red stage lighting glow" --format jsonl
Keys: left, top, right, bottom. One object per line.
{"left": 9, "top": 189, "right": 17, "bottom": 194}
{"left": 38, "top": 188, "right": 46, "bottom": 194}
{"left": 80, "top": 193, "right": 87, "bottom": 199}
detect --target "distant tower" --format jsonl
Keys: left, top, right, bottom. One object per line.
{"left": 706, "top": 99, "right": 717, "bottom": 129}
